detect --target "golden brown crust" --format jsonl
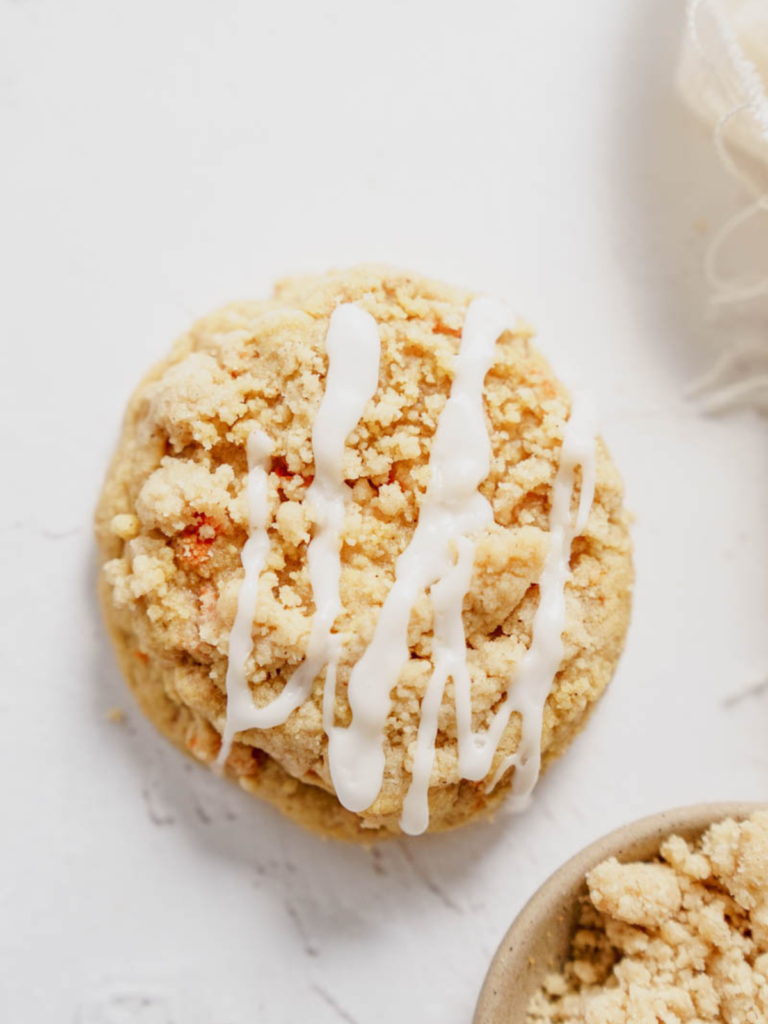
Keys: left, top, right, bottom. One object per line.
{"left": 96, "top": 264, "right": 633, "bottom": 841}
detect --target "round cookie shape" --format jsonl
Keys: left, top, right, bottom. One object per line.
{"left": 96, "top": 265, "right": 633, "bottom": 841}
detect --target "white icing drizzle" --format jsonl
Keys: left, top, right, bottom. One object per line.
{"left": 398, "top": 371, "right": 596, "bottom": 832}
{"left": 215, "top": 429, "right": 273, "bottom": 768}
{"left": 217, "top": 304, "right": 380, "bottom": 764}
{"left": 216, "top": 294, "right": 597, "bottom": 834}
{"left": 294, "top": 303, "right": 380, "bottom": 729}
{"left": 452, "top": 396, "right": 596, "bottom": 806}
{"left": 399, "top": 535, "right": 476, "bottom": 835}
{"left": 328, "top": 298, "right": 514, "bottom": 818}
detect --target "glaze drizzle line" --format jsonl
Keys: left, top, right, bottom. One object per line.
{"left": 453, "top": 397, "right": 596, "bottom": 806}
{"left": 215, "top": 429, "right": 273, "bottom": 768}
{"left": 217, "top": 304, "right": 381, "bottom": 764}
{"left": 488, "top": 399, "right": 595, "bottom": 804}
{"left": 328, "top": 298, "right": 514, "bottom": 819}
{"left": 217, "top": 296, "right": 596, "bottom": 834}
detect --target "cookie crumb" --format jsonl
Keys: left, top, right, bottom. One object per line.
{"left": 105, "top": 706, "right": 126, "bottom": 724}
{"left": 109, "top": 513, "right": 140, "bottom": 540}
{"left": 526, "top": 811, "right": 768, "bottom": 1023}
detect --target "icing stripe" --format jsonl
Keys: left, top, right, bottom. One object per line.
{"left": 453, "top": 397, "right": 596, "bottom": 804}
{"left": 239, "top": 303, "right": 381, "bottom": 731}
{"left": 217, "top": 304, "right": 381, "bottom": 757}
{"left": 293, "top": 302, "right": 380, "bottom": 730}
{"left": 216, "top": 295, "right": 597, "bottom": 834}
{"left": 328, "top": 298, "right": 514, "bottom": 816}
{"left": 400, "top": 536, "right": 476, "bottom": 835}
{"left": 215, "top": 429, "right": 273, "bottom": 768}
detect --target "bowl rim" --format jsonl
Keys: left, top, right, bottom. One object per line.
{"left": 474, "top": 800, "right": 768, "bottom": 1023}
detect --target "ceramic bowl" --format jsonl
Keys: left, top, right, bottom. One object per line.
{"left": 474, "top": 801, "right": 766, "bottom": 1023}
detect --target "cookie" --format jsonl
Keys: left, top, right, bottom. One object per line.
{"left": 96, "top": 265, "right": 633, "bottom": 841}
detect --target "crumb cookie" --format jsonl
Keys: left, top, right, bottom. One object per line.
{"left": 96, "top": 265, "right": 633, "bottom": 841}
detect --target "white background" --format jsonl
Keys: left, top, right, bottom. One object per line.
{"left": 1, "top": 1, "right": 767, "bottom": 1021}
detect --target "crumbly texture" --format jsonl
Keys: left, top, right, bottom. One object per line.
{"left": 527, "top": 812, "right": 768, "bottom": 1023}
{"left": 95, "top": 265, "right": 633, "bottom": 841}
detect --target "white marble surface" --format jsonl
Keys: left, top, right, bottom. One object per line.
{"left": 1, "top": 0, "right": 767, "bottom": 1021}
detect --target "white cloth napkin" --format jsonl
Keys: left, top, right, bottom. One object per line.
{"left": 678, "top": 0, "right": 768, "bottom": 412}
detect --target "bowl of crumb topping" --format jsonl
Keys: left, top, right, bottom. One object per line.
{"left": 474, "top": 802, "right": 768, "bottom": 1023}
